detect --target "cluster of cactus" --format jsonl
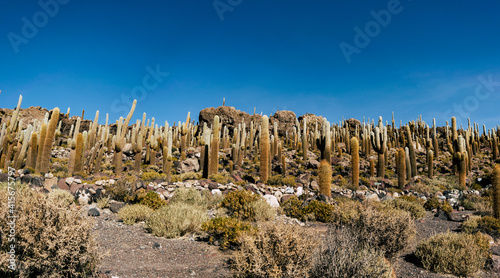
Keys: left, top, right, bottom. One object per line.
{"left": 3, "top": 94, "right": 500, "bottom": 202}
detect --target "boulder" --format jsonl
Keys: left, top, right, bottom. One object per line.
{"left": 43, "top": 177, "right": 58, "bottom": 192}
{"left": 88, "top": 208, "right": 100, "bottom": 217}
{"left": 270, "top": 110, "right": 297, "bottom": 136}
{"left": 176, "top": 158, "right": 200, "bottom": 174}
{"left": 263, "top": 194, "right": 280, "bottom": 208}
{"left": 198, "top": 106, "right": 262, "bottom": 135}
{"left": 57, "top": 178, "right": 70, "bottom": 191}
{"left": 21, "top": 174, "right": 32, "bottom": 184}
{"left": 0, "top": 173, "right": 8, "bottom": 182}
{"left": 109, "top": 200, "right": 126, "bottom": 213}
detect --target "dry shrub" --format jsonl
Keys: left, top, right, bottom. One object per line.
{"left": 118, "top": 204, "right": 154, "bottom": 225}
{"left": 170, "top": 187, "right": 223, "bottom": 210}
{"left": 0, "top": 184, "right": 100, "bottom": 277}
{"left": 97, "top": 196, "right": 110, "bottom": 209}
{"left": 352, "top": 206, "right": 416, "bottom": 258}
{"left": 220, "top": 190, "right": 262, "bottom": 221}
{"left": 415, "top": 231, "right": 491, "bottom": 276}
{"left": 231, "top": 222, "right": 319, "bottom": 278}
{"left": 250, "top": 198, "right": 276, "bottom": 222}
{"left": 384, "top": 198, "right": 426, "bottom": 220}
{"left": 138, "top": 191, "right": 166, "bottom": 210}
{"left": 146, "top": 202, "right": 208, "bottom": 238}
{"left": 301, "top": 200, "right": 334, "bottom": 222}
{"left": 331, "top": 198, "right": 363, "bottom": 225}
{"left": 310, "top": 226, "right": 395, "bottom": 278}
{"left": 47, "top": 188, "right": 75, "bottom": 207}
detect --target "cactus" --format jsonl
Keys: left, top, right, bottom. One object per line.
{"left": 369, "top": 158, "right": 375, "bottom": 178}
{"left": 370, "top": 116, "right": 387, "bottom": 178}
{"left": 260, "top": 115, "right": 270, "bottom": 183}
{"left": 302, "top": 118, "right": 308, "bottom": 158}
{"left": 209, "top": 115, "right": 220, "bottom": 177}
{"left": 281, "top": 154, "right": 286, "bottom": 176}
{"left": 318, "top": 159, "right": 332, "bottom": 197}
{"left": 493, "top": 165, "right": 500, "bottom": 219}
{"left": 28, "top": 132, "right": 37, "bottom": 169}
{"left": 406, "top": 125, "right": 417, "bottom": 177}
{"left": 73, "top": 133, "right": 84, "bottom": 173}
{"left": 39, "top": 108, "right": 60, "bottom": 173}
{"left": 427, "top": 150, "right": 434, "bottom": 179}
{"left": 350, "top": 137, "right": 359, "bottom": 190}
{"left": 397, "top": 148, "right": 406, "bottom": 188}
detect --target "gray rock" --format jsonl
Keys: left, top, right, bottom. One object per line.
{"left": 43, "top": 177, "right": 58, "bottom": 192}
{"left": 263, "top": 194, "right": 280, "bottom": 208}
{"left": 296, "top": 186, "right": 304, "bottom": 197}
{"left": 109, "top": 200, "right": 126, "bottom": 213}
{"left": 88, "top": 208, "right": 100, "bottom": 217}
{"left": 176, "top": 158, "right": 200, "bottom": 174}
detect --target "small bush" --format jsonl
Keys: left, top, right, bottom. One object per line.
{"left": 460, "top": 215, "right": 480, "bottom": 233}
{"left": 202, "top": 217, "right": 256, "bottom": 250}
{"left": 97, "top": 196, "right": 110, "bottom": 209}
{"left": 0, "top": 184, "right": 100, "bottom": 277}
{"left": 415, "top": 231, "right": 491, "bottom": 276}
{"left": 118, "top": 204, "right": 154, "bottom": 225}
{"left": 352, "top": 207, "right": 416, "bottom": 258}
{"left": 171, "top": 172, "right": 202, "bottom": 182}
{"left": 310, "top": 226, "right": 395, "bottom": 278}
{"left": 385, "top": 198, "right": 426, "bottom": 219}
{"left": 250, "top": 198, "right": 276, "bottom": 222}
{"left": 281, "top": 196, "right": 304, "bottom": 220}
{"left": 141, "top": 170, "right": 163, "bottom": 181}
{"left": 104, "top": 178, "right": 136, "bottom": 202}
{"left": 302, "top": 200, "right": 334, "bottom": 223}
{"left": 209, "top": 173, "right": 234, "bottom": 184}
{"left": 231, "top": 222, "right": 318, "bottom": 278}
{"left": 331, "top": 198, "right": 362, "bottom": 225}
{"left": 146, "top": 202, "right": 208, "bottom": 238}
{"left": 424, "top": 196, "right": 441, "bottom": 211}
{"left": 220, "top": 190, "right": 260, "bottom": 221}
{"left": 477, "top": 216, "right": 500, "bottom": 236}
{"left": 266, "top": 175, "right": 297, "bottom": 187}
{"left": 170, "top": 187, "right": 205, "bottom": 207}
{"left": 139, "top": 191, "right": 166, "bottom": 210}
{"left": 399, "top": 194, "right": 425, "bottom": 205}
{"left": 47, "top": 189, "right": 75, "bottom": 207}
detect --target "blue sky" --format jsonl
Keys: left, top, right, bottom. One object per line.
{"left": 1, "top": 0, "right": 499, "bottom": 128}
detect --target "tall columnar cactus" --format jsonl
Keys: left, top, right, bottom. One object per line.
{"left": 114, "top": 100, "right": 137, "bottom": 177}
{"left": 457, "top": 136, "right": 468, "bottom": 189}
{"left": 208, "top": 115, "right": 220, "bottom": 177}
{"left": 318, "top": 159, "right": 332, "bottom": 197}
{"left": 397, "top": 148, "right": 406, "bottom": 189}
{"left": 302, "top": 118, "right": 308, "bottom": 158}
{"left": 73, "top": 133, "right": 84, "bottom": 173}
{"left": 39, "top": 108, "right": 60, "bottom": 173}
{"left": 406, "top": 125, "right": 417, "bottom": 177}
{"left": 432, "top": 118, "right": 439, "bottom": 158}
{"left": 28, "top": 132, "right": 38, "bottom": 169}
{"left": 180, "top": 112, "right": 190, "bottom": 160}
{"left": 350, "top": 137, "right": 359, "bottom": 190}
{"left": 427, "top": 150, "right": 434, "bottom": 179}
{"left": 370, "top": 116, "right": 387, "bottom": 178}
{"left": 260, "top": 115, "right": 270, "bottom": 183}
{"left": 493, "top": 165, "right": 500, "bottom": 219}
{"left": 369, "top": 158, "right": 375, "bottom": 178}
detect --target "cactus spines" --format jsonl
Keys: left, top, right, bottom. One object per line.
{"left": 260, "top": 115, "right": 270, "bottom": 183}
{"left": 350, "top": 137, "right": 359, "bottom": 190}
{"left": 493, "top": 165, "right": 500, "bottom": 219}
{"left": 427, "top": 149, "right": 434, "bottom": 179}
{"left": 318, "top": 159, "right": 332, "bottom": 197}
{"left": 209, "top": 115, "right": 220, "bottom": 177}
{"left": 39, "top": 108, "right": 60, "bottom": 173}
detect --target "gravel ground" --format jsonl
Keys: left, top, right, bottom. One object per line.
{"left": 92, "top": 209, "right": 499, "bottom": 278}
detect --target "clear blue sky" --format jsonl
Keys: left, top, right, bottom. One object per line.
{"left": 1, "top": 0, "right": 499, "bottom": 128}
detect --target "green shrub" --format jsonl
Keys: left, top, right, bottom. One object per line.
{"left": 385, "top": 198, "right": 426, "bottom": 219}
{"left": 141, "top": 170, "right": 163, "bottom": 181}
{"left": 202, "top": 217, "right": 256, "bottom": 250}
{"left": 424, "top": 196, "right": 441, "bottom": 211}
{"left": 302, "top": 200, "right": 334, "bottom": 223}
{"left": 171, "top": 172, "right": 202, "bottom": 182}
{"left": 266, "top": 175, "right": 297, "bottom": 187}
{"left": 104, "top": 178, "right": 136, "bottom": 202}
{"left": 170, "top": 187, "right": 205, "bottom": 207}
{"left": 441, "top": 201, "right": 453, "bottom": 214}
{"left": 352, "top": 207, "right": 416, "bottom": 258}
{"left": 399, "top": 194, "right": 425, "bottom": 205}
{"left": 0, "top": 184, "right": 100, "bottom": 277}
{"left": 47, "top": 189, "right": 75, "bottom": 207}
{"left": 139, "top": 191, "right": 166, "bottom": 210}
{"left": 209, "top": 173, "right": 234, "bottom": 184}
{"left": 220, "top": 190, "right": 260, "bottom": 221}
{"left": 146, "top": 202, "right": 208, "bottom": 238}
{"left": 310, "top": 226, "right": 395, "bottom": 278}
{"left": 281, "top": 196, "right": 304, "bottom": 219}
{"left": 415, "top": 232, "right": 491, "bottom": 276}
{"left": 118, "top": 204, "right": 154, "bottom": 225}
{"left": 477, "top": 216, "right": 500, "bottom": 236}
{"left": 231, "top": 222, "right": 318, "bottom": 277}
{"left": 460, "top": 215, "right": 480, "bottom": 233}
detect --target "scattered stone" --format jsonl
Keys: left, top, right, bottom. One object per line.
{"left": 263, "top": 194, "right": 280, "bottom": 208}
{"left": 109, "top": 201, "right": 126, "bottom": 213}
{"left": 88, "top": 208, "right": 100, "bottom": 217}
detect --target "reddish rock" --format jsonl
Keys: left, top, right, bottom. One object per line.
{"left": 57, "top": 178, "right": 70, "bottom": 191}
